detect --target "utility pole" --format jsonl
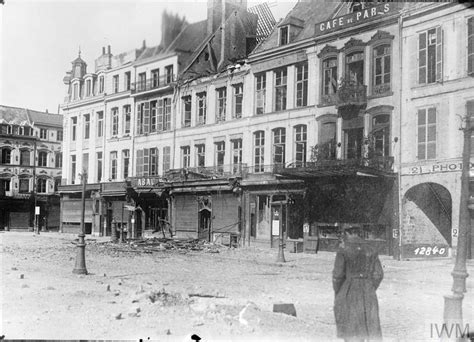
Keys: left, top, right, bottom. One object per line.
{"left": 73, "top": 170, "right": 88, "bottom": 274}
{"left": 443, "top": 114, "right": 471, "bottom": 335}
{"left": 276, "top": 201, "right": 286, "bottom": 263}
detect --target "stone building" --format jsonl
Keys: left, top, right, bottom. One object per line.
{"left": 0, "top": 105, "right": 63, "bottom": 231}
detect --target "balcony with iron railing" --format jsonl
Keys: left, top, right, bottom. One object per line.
{"left": 165, "top": 163, "right": 247, "bottom": 181}
{"left": 131, "top": 74, "right": 175, "bottom": 94}
{"left": 336, "top": 79, "right": 367, "bottom": 120}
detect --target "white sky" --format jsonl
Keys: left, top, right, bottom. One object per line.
{"left": 0, "top": 0, "right": 297, "bottom": 114}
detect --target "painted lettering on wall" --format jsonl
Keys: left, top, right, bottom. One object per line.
{"left": 405, "top": 162, "right": 474, "bottom": 175}
{"left": 314, "top": 4, "right": 393, "bottom": 37}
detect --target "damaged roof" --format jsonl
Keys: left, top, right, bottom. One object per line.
{"left": 0, "top": 105, "right": 62, "bottom": 128}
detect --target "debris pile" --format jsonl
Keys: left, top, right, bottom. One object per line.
{"left": 91, "top": 237, "right": 222, "bottom": 255}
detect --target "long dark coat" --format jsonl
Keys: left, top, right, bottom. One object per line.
{"left": 332, "top": 236, "right": 384, "bottom": 340}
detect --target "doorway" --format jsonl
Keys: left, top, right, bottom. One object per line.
{"left": 345, "top": 127, "right": 364, "bottom": 159}
{"left": 198, "top": 196, "right": 212, "bottom": 241}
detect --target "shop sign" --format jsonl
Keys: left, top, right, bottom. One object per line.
{"left": 404, "top": 162, "right": 474, "bottom": 175}
{"left": 314, "top": 3, "right": 394, "bottom": 37}
{"left": 133, "top": 177, "right": 162, "bottom": 187}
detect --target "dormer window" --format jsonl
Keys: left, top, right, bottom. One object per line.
{"left": 279, "top": 26, "right": 289, "bottom": 46}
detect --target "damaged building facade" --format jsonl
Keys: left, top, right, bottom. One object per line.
{"left": 59, "top": 0, "right": 474, "bottom": 259}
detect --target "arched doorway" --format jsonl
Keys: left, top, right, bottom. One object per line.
{"left": 403, "top": 183, "right": 452, "bottom": 246}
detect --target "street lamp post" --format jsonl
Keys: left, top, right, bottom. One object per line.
{"left": 276, "top": 202, "right": 286, "bottom": 263}
{"left": 443, "top": 115, "right": 471, "bottom": 333}
{"left": 73, "top": 171, "right": 88, "bottom": 275}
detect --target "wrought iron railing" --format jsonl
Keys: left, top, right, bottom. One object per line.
{"left": 165, "top": 163, "right": 247, "bottom": 180}
{"left": 284, "top": 156, "right": 394, "bottom": 172}
{"left": 131, "top": 74, "right": 175, "bottom": 94}
{"left": 336, "top": 82, "right": 367, "bottom": 108}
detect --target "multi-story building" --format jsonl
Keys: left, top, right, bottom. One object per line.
{"left": 400, "top": 2, "right": 474, "bottom": 258}
{"left": 0, "top": 105, "right": 63, "bottom": 231}
{"left": 59, "top": 0, "right": 474, "bottom": 259}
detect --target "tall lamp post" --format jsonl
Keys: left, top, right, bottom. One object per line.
{"left": 73, "top": 170, "right": 88, "bottom": 275}
{"left": 443, "top": 114, "right": 471, "bottom": 332}
{"left": 276, "top": 201, "right": 286, "bottom": 263}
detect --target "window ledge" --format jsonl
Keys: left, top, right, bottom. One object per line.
{"left": 317, "top": 103, "right": 336, "bottom": 108}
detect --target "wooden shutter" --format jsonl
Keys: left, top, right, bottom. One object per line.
{"left": 165, "top": 98, "right": 171, "bottom": 131}
{"left": 136, "top": 104, "right": 142, "bottom": 134}
{"left": 435, "top": 27, "right": 443, "bottom": 83}
{"left": 157, "top": 99, "right": 164, "bottom": 131}
{"left": 418, "top": 32, "right": 427, "bottom": 84}
{"left": 136, "top": 149, "right": 143, "bottom": 176}
{"left": 143, "top": 102, "right": 150, "bottom": 133}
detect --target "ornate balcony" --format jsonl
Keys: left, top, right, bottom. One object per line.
{"left": 336, "top": 80, "right": 367, "bottom": 120}
{"left": 165, "top": 164, "right": 247, "bottom": 181}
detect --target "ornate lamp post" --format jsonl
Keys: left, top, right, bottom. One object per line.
{"left": 443, "top": 114, "right": 471, "bottom": 332}
{"left": 73, "top": 170, "right": 88, "bottom": 275}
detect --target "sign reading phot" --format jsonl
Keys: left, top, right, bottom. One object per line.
{"left": 272, "top": 220, "right": 280, "bottom": 236}
{"left": 403, "top": 162, "right": 474, "bottom": 175}
{"left": 314, "top": 3, "right": 396, "bottom": 37}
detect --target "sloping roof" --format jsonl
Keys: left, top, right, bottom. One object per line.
{"left": 27, "top": 109, "right": 63, "bottom": 128}
{"left": 251, "top": 1, "right": 341, "bottom": 54}
{"left": 0, "top": 105, "right": 30, "bottom": 124}
{"left": 136, "top": 45, "right": 166, "bottom": 62}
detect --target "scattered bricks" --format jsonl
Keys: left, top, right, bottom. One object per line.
{"left": 21, "top": 284, "right": 29, "bottom": 289}
{"left": 20, "top": 274, "right": 24, "bottom": 279}
{"left": 106, "top": 285, "right": 111, "bottom": 292}
{"left": 166, "top": 329, "right": 171, "bottom": 335}
{"left": 104, "top": 273, "right": 107, "bottom": 277}
{"left": 114, "top": 291, "right": 120, "bottom": 297}
{"left": 136, "top": 285, "right": 145, "bottom": 294}
{"left": 11, "top": 267, "right": 18, "bottom": 271}
{"left": 113, "top": 313, "right": 122, "bottom": 320}
{"left": 128, "top": 307, "right": 141, "bottom": 317}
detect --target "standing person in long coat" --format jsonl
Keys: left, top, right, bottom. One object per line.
{"left": 332, "top": 226, "right": 384, "bottom": 341}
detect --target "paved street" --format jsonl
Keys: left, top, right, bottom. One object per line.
{"left": 1, "top": 231, "right": 473, "bottom": 341}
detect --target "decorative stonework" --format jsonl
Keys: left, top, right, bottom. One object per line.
{"left": 368, "top": 30, "right": 395, "bottom": 45}
{"left": 317, "top": 45, "right": 338, "bottom": 58}
{"left": 341, "top": 38, "right": 366, "bottom": 52}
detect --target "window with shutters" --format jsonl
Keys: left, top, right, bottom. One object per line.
{"left": 149, "top": 148, "right": 159, "bottom": 176}
{"left": 216, "top": 87, "right": 227, "bottom": 122}
{"left": 294, "top": 125, "right": 307, "bottom": 166}
{"left": 136, "top": 149, "right": 144, "bottom": 176}
{"left": 136, "top": 102, "right": 150, "bottom": 134}
{"left": 468, "top": 17, "right": 474, "bottom": 76}
{"left": 321, "top": 57, "right": 338, "bottom": 106}
{"left": 272, "top": 128, "right": 286, "bottom": 165}
{"left": 255, "top": 74, "right": 266, "bottom": 115}
{"left": 254, "top": 131, "right": 265, "bottom": 173}
{"left": 418, "top": 27, "right": 443, "bottom": 84}
{"left": 197, "top": 92, "right": 207, "bottom": 125}
{"left": 70, "top": 155, "right": 76, "bottom": 184}
{"left": 417, "top": 107, "right": 437, "bottom": 160}
{"left": 274, "top": 68, "right": 287, "bottom": 111}
{"left": 295, "top": 63, "right": 308, "bottom": 107}
{"left": 150, "top": 100, "right": 158, "bottom": 132}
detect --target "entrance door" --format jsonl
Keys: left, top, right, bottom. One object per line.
{"left": 345, "top": 127, "right": 364, "bottom": 159}
{"left": 198, "top": 196, "right": 212, "bottom": 241}
{"left": 270, "top": 202, "right": 286, "bottom": 248}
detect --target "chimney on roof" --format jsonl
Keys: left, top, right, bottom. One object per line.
{"left": 102, "top": 46, "right": 106, "bottom": 55}
{"left": 207, "top": 0, "right": 247, "bottom": 36}
{"left": 143, "top": 40, "right": 146, "bottom": 49}
{"left": 161, "top": 11, "right": 187, "bottom": 48}
{"left": 45, "top": 109, "right": 48, "bottom": 113}
{"left": 108, "top": 45, "right": 111, "bottom": 54}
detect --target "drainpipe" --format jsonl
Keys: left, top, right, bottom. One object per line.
{"left": 397, "top": 12, "right": 404, "bottom": 261}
